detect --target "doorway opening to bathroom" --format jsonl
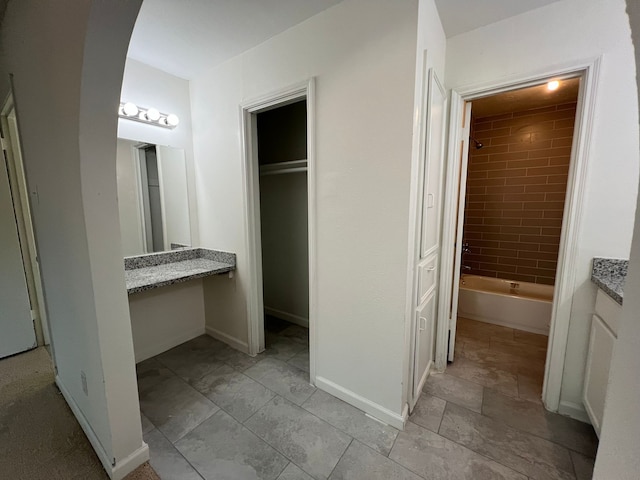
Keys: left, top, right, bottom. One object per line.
{"left": 241, "top": 80, "right": 316, "bottom": 382}
{"left": 437, "top": 61, "right": 600, "bottom": 415}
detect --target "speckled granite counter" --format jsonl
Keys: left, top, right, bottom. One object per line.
{"left": 125, "top": 248, "right": 235, "bottom": 294}
{"left": 591, "top": 257, "right": 627, "bottom": 305}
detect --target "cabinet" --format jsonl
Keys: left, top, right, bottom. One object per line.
{"left": 413, "top": 292, "right": 436, "bottom": 399}
{"left": 583, "top": 289, "right": 620, "bottom": 437}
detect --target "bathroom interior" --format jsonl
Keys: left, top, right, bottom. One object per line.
{"left": 452, "top": 77, "right": 580, "bottom": 401}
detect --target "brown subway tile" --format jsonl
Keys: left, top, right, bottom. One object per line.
{"left": 539, "top": 243, "right": 561, "bottom": 253}
{"left": 508, "top": 273, "right": 537, "bottom": 283}
{"left": 484, "top": 202, "right": 524, "bottom": 210}
{"left": 549, "top": 157, "right": 571, "bottom": 166}
{"left": 502, "top": 210, "right": 543, "bottom": 218}
{"left": 519, "top": 235, "right": 560, "bottom": 245}
{"left": 523, "top": 201, "right": 565, "bottom": 210}
{"left": 476, "top": 127, "right": 511, "bottom": 140}
{"left": 468, "top": 169, "right": 489, "bottom": 179}
{"left": 468, "top": 177, "right": 506, "bottom": 187}
{"left": 544, "top": 210, "right": 564, "bottom": 218}
{"left": 467, "top": 186, "right": 487, "bottom": 195}
{"left": 521, "top": 218, "right": 562, "bottom": 228}
{"left": 509, "top": 139, "right": 554, "bottom": 152}
{"left": 482, "top": 248, "right": 518, "bottom": 258}
{"left": 512, "top": 120, "right": 556, "bottom": 134}
{"left": 473, "top": 270, "right": 500, "bottom": 278}
{"left": 526, "top": 165, "right": 570, "bottom": 176}
{"left": 485, "top": 185, "right": 525, "bottom": 194}
{"left": 546, "top": 174, "right": 569, "bottom": 184}
{"left": 498, "top": 257, "right": 537, "bottom": 267}
{"left": 555, "top": 118, "right": 576, "bottom": 129}
{"left": 482, "top": 232, "right": 520, "bottom": 242}
{"left": 469, "top": 154, "right": 490, "bottom": 164}
{"left": 486, "top": 151, "right": 529, "bottom": 162}
{"left": 505, "top": 176, "right": 547, "bottom": 185}
{"left": 503, "top": 193, "right": 546, "bottom": 202}
{"left": 499, "top": 241, "right": 539, "bottom": 251}
{"left": 500, "top": 226, "right": 542, "bottom": 234}
{"left": 516, "top": 266, "right": 557, "bottom": 277}
{"left": 525, "top": 184, "right": 567, "bottom": 193}
{"left": 512, "top": 105, "right": 559, "bottom": 117}
{"left": 474, "top": 121, "right": 494, "bottom": 132}
{"left": 468, "top": 193, "right": 505, "bottom": 202}
{"left": 487, "top": 168, "right": 528, "bottom": 178}
{"left": 538, "top": 260, "right": 558, "bottom": 270}
{"left": 552, "top": 137, "right": 574, "bottom": 148}
{"left": 483, "top": 217, "right": 522, "bottom": 226}
{"left": 472, "top": 145, "right": 510, "bottom": 155}
{"left": 542, "top": 227, "right": 562, "bottom": 236}
{"left": 471, "top": 161, "right": 508, "bottom": 171}
{"left": 536, "top": 277, "right": 556, "bottom": 286}
{"left": 506, "top": 158, "right": 550, "bottom": 169}
{"left": 518, "top": 250, "right": 559, "bottom": 261}
{"left": 557, "top": 102, "right": 577, "bottom": 111}
{"left": 484, "top": 263, "right": 517, "bottom": 274}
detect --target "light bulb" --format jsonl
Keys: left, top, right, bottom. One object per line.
{"left": 122, "top": 102, "right": 139, "bottom": 116}
{"left": 547, "top": 81, "right": 559, "bottom": 91}
{"left": 146, "top": 108, "right": 160, "bottom": 121}
{"left": 166, "top": 114, "right": 180, "bottom": 127}
{"left": 158, "top": 117, "right": 168, "bottom": 126}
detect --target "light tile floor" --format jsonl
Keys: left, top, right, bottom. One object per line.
{"left": 138, "top": 317, "right": 597, "bottom": 480}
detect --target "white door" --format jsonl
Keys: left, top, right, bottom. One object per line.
{"left": 0, "top": 154, "right": 36, "bottom": 358}
{"left": 411, "top": 69, "right": 448, "bottom": 406}
{"left": 436, "top": 93, "right": 473, "bottom": 368}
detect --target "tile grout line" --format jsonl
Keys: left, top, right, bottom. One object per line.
{"left": 326, "top": 438, "right": 354, "bottom": 479}
{"left": 149, "top": 425, "right": 207, "bottom": 480}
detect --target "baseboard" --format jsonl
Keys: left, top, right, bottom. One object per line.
{"left": 264, "top": 306, "right": 309, "bottom": 328}
{"left": 558, "top": 400, "right": 592, "bottom": 424}
{"left": 458, "top": 312, "right": 549, "bottom": 336}
{"left": 134, "top": 326, "right": 205, "bottom": 363}
{"left": 110, "top": 444, "right": 150, "bottom": 480}
{"left": 315, "top": 376, "right": 406, "bottom": 430}
{"left": 205, "top": 326, "right": 249, "bottom": 354}
{"left": 55, "top": 376, "right": 149, "bottom": 479}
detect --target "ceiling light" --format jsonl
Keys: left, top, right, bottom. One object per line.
{"left": 122, "top": 102, "right": 139, "bottom": 116}
{"left": 547, "top": 81, "right": 560, "bottom": 91}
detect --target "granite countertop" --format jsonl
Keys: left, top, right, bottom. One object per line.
{"left": 125, "top": 248, "right": 236, "bottom": 294}
{"left": 591, "top": 257, "right": 627, "bottom": 305}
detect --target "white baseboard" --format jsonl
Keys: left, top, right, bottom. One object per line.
{"left": 264, "top": 307, "right": 309, "bottom": 328}
{"left": 458, "top": 312, "right": 549, "bottom": 336}
{"left": 134, "top": 326, "right": 205, "bottom": 363}
{"left": 206, "top": 326, "right": 249, "bottom": 354}
{"left": 558, "top": 400, "right": 592, "bottom": 424}
{"left": 111, "top": 444, "right": 150, "bottom": 480}
{"left": 55, "top": 376, "right": 149, "bottom": 479}
{"left": 315, "top": 376, "right": 406, "bottom": 430}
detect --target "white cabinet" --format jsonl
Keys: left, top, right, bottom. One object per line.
{"left": 583, "top": 290, "right": 620, "bottom": 437}
{"left": 413, "top": 292, "right": 436, "bottom": 399}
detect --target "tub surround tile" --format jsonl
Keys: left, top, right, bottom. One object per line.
{"left": 125, "top": 248, "right": 236, "bottom": 294}
{"left": 439, "top": 403, "right": 575, "bottom": 480}
{"left": 591, "top": 257, "right": 627, "bottom": 305}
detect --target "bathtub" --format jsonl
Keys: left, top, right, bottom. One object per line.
{"left": 457, "top": 275, "right": 553, "bottom": 335}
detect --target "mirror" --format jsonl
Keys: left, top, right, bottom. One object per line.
{"left": 116, "top": 139, "right": 191, "bottom": 256}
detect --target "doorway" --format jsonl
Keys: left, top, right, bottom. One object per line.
{"left": 437, "top": 60, "right": 601, "bottom": 415}
{"left": 0, "top": 94, "right": 49, "bottom": 357}
{"left": 241, "top": 81, "right": 316, "bottom": 381}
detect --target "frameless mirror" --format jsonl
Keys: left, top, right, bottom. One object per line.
{"left": 116, "top": 139, "right": 191, "bottom": 256}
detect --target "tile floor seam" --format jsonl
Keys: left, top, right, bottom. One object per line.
{"left": 151, "top": 425, "right": 207, "bottom": 480}
{"left": 326, "top": 437, "right": 354, "bottom": 479}
{"left": 242, "top": 396, "right": 350, "bottom": 480}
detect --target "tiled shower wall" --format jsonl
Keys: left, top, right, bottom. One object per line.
{"left": 462, "top": 102, "right": 576, "bottom": 285}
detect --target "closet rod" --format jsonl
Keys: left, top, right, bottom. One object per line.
{"left": 260, "top": 166, "right": 307, "bottom": 176}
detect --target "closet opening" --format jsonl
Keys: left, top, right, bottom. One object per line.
{"left": 257, "top": 100, "right": 310, "bottom": 370}
{"left": 241, "top": 80, "right": 315, "bottom": 381}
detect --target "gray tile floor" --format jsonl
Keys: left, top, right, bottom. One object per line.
{"left": 137, "top": 317, "right": 598, "bottom": 480}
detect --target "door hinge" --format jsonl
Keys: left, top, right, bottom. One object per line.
{"left": 30, "top": 309, "right": 37, "bottom": 322}
{"left": 0, "top": 135, "right": 7, "bottom": 151}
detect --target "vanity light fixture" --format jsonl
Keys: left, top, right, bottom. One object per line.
{"left": 547, "top": 80, "right": 560, "bottom": 91}
{"left": 118, "top": 102, "right": 179, "bottom": 129}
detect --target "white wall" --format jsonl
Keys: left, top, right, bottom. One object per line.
{"left": 444, "top": 0, "right": 639, "bottom": 419}
{"left": 116, "top": 139, "right": 145, "bottom": 256}
{"left": 191, "top": 0, "right": 418, "bottom": 418}
{"left": 129, "top": 281, "right": 205, "bottom": 362}
{"left": 119, "top": 58, "right": 199, "bottom": 248}
{"left": 0, "top": 1, "right": 147, "bottom": 478}
{"left": 261, "top": 172, "right": 310, "bottom": 325}
{"left": 593, "top": 2, "right": 640, "bottom": 477}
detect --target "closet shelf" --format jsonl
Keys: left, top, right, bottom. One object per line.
{"left": 259, "top": 159, "right": 307, "bottom": 176}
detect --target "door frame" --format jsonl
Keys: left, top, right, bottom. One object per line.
{"left": 437, "top": 57, "right": 602, "bottom": 414}
{"left": 240, "top": 79, "right": 317, "bottom": 383}
{"left": 0, "top": 92, "right": 50, "bottom": 347}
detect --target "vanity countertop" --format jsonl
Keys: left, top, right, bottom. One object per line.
{"left": 591, "top": 257, "right": 627, "bottom": 305}
{"left": 125, "top": 248, "right": 235, "bottom": 294}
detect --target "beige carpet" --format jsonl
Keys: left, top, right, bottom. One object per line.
{"left": 0, "top": 347, "right": 159, "bottom": 480}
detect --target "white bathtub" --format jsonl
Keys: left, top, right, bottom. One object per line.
{"left": 457, "top": 275, "right": 553, "bottom": 335}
